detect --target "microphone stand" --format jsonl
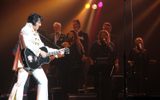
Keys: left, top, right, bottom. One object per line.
{"left": 123, "top": 0, "right": 128, "bottom": 99}
{"left": 39, "top": 32, "right": 61, "bottom": 49}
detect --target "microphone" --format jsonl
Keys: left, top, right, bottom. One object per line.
{"left": 138, "top": 43, "right": 143, "bottom": 50}
{"left": 103, "top": 38, "right": 107, "bottom": 44}
{"left": 102, "top": 38, "right": 109, "bottom": 47}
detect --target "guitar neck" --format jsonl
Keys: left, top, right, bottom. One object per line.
{"left": 47, "top": 48, "right": 67, "bottom": 56}
{"left": 48, "top": 50, "right": 61, "bottom": 56}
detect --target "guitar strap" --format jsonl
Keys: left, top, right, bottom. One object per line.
{"left": 18, "top": 33, "right": 26, "bottom": 51}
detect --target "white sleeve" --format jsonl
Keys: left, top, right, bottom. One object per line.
{"left": 45, "top": 46, "right": 58, "bottom": 53}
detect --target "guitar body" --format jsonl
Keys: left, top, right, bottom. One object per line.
{"left": 21, "top": 47, "right": 50, "bottom": 71}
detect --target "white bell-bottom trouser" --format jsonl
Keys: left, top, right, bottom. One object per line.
{"left": 8, "top": 68, "right": 48, "bottom": 100}
{"left": 8, "top": 47, "right": 60, "bottom": 100}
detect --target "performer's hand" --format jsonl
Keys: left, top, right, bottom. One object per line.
{"left": 128, "top": 60, "right": 134, "bottom": 66}
{"left": 40, "top": 50, "right": 48, "bottom": 58}
{"left": 57, "top": 53, "right": 64, "bottom": 58}
{"left": 50, "top": 54, "right": 64, "bottom": 60}
{"left": 81, "top": 55, "right": 88, "bottom": 62}
{"left": 87, "top": 57, "right": 94, "bottom": 65}
{"left": 50, "top": 55, "right": 55, "bottom": 60}
{"left": 114, "top": 59, "right": 120, "bottom": 73}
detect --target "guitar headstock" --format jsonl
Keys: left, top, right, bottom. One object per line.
{"left": 58, "top": 48, "right": 70, "bottom": 55}
{"left": 64, "top": 47, "right": 70, "bottom": 54}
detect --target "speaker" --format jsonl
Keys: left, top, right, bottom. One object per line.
{"left": 69, "top": 93, "right": 97, "bottom": 100}
{"left": 126, "top": 96, "right": 160, "bottom": 100}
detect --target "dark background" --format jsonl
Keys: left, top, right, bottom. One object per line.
{"left": 0, "top": 0, "right": 160, "bottom": 96}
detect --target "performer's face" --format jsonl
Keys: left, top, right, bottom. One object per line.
{"left": 103, "top": 23, "right": 112, "bottom": 33}
{"left": 53, "top": 24, "right": 61, "bottom": 33}
{"left": 135, "top": 37, "right": 143, "bottom": 45}
{"left": 100, "top": 32, "right": 109, "bottom": 44}
{"left": 135, "top": 37, "right": 144, "bottom": 49}
{"left": 33, "top": 18, "right": 41, "bottom": 31}
{"left": 72, "top": 21, "right": 80, "bottom": 31}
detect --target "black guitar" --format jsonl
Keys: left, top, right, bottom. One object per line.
{"left": 21, "top": 47, "right": 69, "bottom": 71}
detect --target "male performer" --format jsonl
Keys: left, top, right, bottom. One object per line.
{"left": 8, "top": 13, "right": 64, "bottom": 100}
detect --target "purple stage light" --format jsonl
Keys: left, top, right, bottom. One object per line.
{"left": 98, "top": 1, "right": 103, "bottom": 8}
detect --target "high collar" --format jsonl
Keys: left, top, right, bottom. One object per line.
{"left": 26, "top": 23, "right": 35, "bottom": 32}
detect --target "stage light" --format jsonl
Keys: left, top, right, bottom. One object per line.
{"left": 85, "top": 3, "right": 90, "bottom": 9}
{"left": 92, "top": 4, "right": 97, "bottom": 10}
{"left": 98, "top": 1, "right": 103, "bottom": 8}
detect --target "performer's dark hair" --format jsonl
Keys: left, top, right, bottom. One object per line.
{"left": 27, "top": 13, "right": 43, "bottom": 25}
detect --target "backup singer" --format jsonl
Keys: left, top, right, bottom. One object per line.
{"left": 72, "top": 19, "right": 89, "bottom": 89}
{"left": 128, "top": 37, "right": 149, "bottom": 94}
{"left": 8, "top": 13, "right": 64, "bottom": 100}
{"left": 90, "top": 30, "right": 118, "bottom": 100}
{"left": 52, "top": 22, "right": 67, "bottom": 47}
